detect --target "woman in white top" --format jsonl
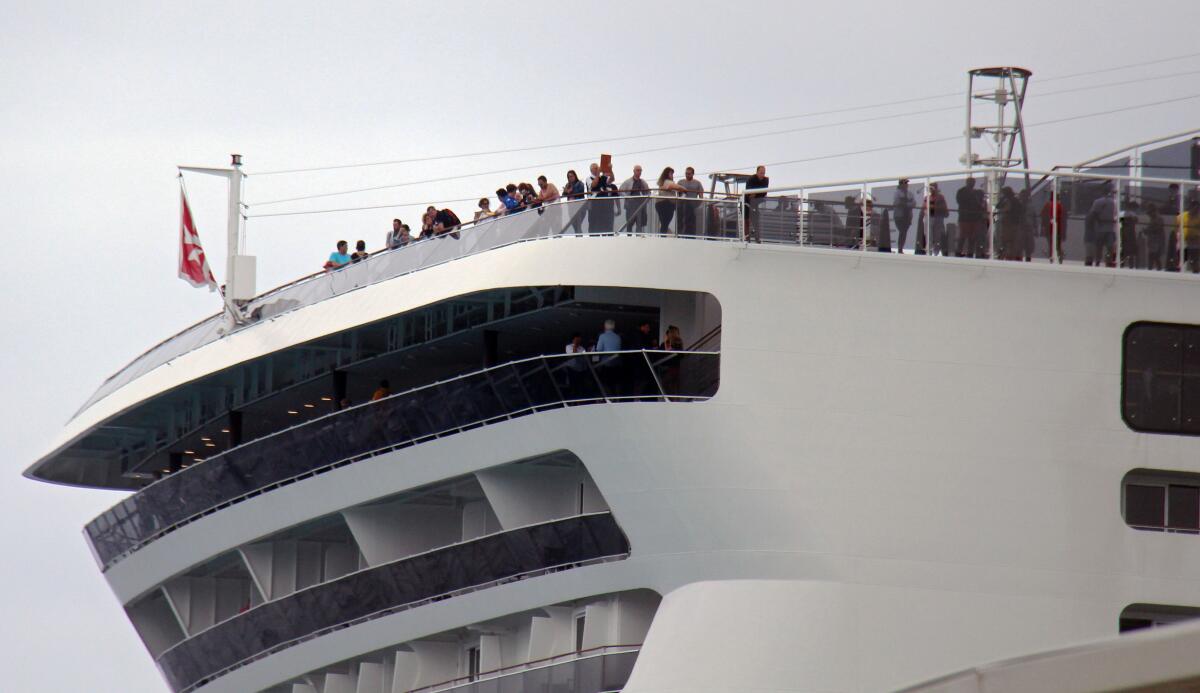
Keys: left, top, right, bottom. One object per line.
{"left": 655, "top": 167, "right": 688, "bottom": 234}
{"left": 474, "top": 197, "right": 495, "bottom": 221}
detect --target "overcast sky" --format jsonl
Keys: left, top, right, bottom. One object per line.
{"left": 3, "top": 1, "right": 1200, "bottom": 690}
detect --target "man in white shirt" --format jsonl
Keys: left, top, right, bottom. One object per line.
{"left": 678, "top": 166, "right": 706, "bottom": 236}
{"left": 620, "top": 165, "right": 650, "bottom": 233}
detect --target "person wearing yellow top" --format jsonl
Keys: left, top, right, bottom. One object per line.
{"left": 1181, "top": 198, "right": 1200, "bottom": 273}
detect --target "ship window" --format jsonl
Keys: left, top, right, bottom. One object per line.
{"left": 1120, "top": 603, "right": 1200, "bottom": 633}
{"left": 1123, "top": 470, "right": 1200, "bottom": 532}
{"left": 575, "top": 613, "right": 586, "bottom": 653}
{"left": 1122, "top": 322, "right": 1200, "bottom": 434}
{"left": 466, "top": 646, "right": 481, "bottom": 681}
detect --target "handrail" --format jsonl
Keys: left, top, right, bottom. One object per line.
{"left": 687, "top": 324, "right": 722, "bottom": 352}
{"left": 72, "top": 193, "right": 740, "bottom": 418}
{"left": 84, "top": 348, "right": 720, "bottom": 570}
{"left": 406, "top": 644, "right": 642, "bottom": 693}
{"left": 157, "top": 512, "right": 630, "bottom": 693}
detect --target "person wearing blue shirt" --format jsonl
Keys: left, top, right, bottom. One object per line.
{"left": 326, "top": 240, "right": 352, "bottom": 270}
{"left": 596, "top": 319, "right": 622, "bottom": 352}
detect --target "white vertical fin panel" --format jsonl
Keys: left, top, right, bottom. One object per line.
{"left": 240, "top": 543, "right": 274, "bottom": 601}
{"left": 355, "top": 662, "right": 385, "bottom": 693}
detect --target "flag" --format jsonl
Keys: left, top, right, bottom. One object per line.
{"left": 179, "top": 183, "right": 218, "bottom": 291}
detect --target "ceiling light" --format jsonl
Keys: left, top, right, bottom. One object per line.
{"left": 161, "top": 468, "right": 170, "bottom": 474}
{"left": 320, "top": 396, "right": 333, "bottom": 401}
{"left": 200, "top": 437, "right": 212, "bottom": 442}
{"left": 303, "top": 403, "right": 315, "bottom": 409}
{"left": 204, "top": 442, "right": 216, "bottom": 448}
{"left": 183, "top": 450, "right": 195, "bottom": 455}
{"left": 193, "top": 457, "right": 203, "bottom": 463}
{"left": 287, "top": 410, "right": 299, "bottom": 415}
{"left": 220, "top": 428, "right": 230, "bottom": 433}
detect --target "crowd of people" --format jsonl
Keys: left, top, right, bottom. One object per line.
{"left": 321, "top": 162, "right": 769, "bottom": 270}
{"left": 562, "top": 319, "right": 688, "bottom": 397}
{"left": 834, "top": 178, "right": 1200, "bottom": 272}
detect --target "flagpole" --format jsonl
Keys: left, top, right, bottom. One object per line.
{"left": 179, "top": 155, "right": 253, "bottom": 325}
{"left": 225, "top": 154, "right": 244, "bottom": 310}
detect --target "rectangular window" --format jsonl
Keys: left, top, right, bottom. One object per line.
{"left": 1168, "top": 485, "right": 1200, "bottom": 531}
{"left": 467, "top": 646, "right": 480, "bottom": 681}
{"left": 575, "top": 613, "right": 586, "bottom": 653}
{"left": 1125, "top": 484, "right": 1166, "bottom": 528}
{"left": 1120, "top": 322, "right": 1200, "bottom": 435}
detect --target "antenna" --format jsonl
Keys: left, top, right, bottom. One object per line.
{"left": 962, "top": 66, "right": 1033, "bottom": 191}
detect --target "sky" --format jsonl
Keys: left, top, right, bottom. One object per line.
{"left": 2, "top": 1, "right": 1199, "bottom": 690}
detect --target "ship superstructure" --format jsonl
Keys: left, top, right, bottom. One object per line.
{"left": 26, "top": 130, "right": 1200, "bottom": 692}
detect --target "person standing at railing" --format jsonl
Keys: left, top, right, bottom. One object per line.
{"left": 432, "top": 208, "right": 462, "bottom": 238}
{"left": 1084, "top": 185, "right": 1117, "bottom": 267}
{"left": 1018, "top": 188, "right": 1036, "bottom": 262}
{"left": 496, "top": 187, "right": 520, "bottom": 216}
{"left": 594, "top": 319, "right": 624, "bottom": 393}
{"left": 658, "top": 325, "right": 684, "bottom": 395}
{"left": 588, "top": 163, "right": 618, "bottom": 233}
{"left": 564, "top": 333, "right": 589, "bottom": 397}
{"left": 619, "top": 165, "right": 650, "bottom": 234}
{"left": 955, "top": 177, "right": 986, "bottom": 258}
{"left": 655, "top": 167, "right": 687, "bottom": 234}
{"left": 1164, "top": 184, "right": 1182, "bottom": 270}
{"left": 924, "top": 183, "right": 949, "bottom": 256}
{"left": 351, "top": 240, "right": 369, "bottom": 263}
{"left": 475, "top": 198, "right": 496, "bottom": 221}
{"left": 386, "top": 219, "right": 409, "bottom": 250}
{"left": 1143, "top": 202, "right": 1165, "bottom": 271}
{"left": 1182, "top": 195, "right": 1200, "bottom": 273}
{"left": 1040, "top": 191, "right": 1066, "bottom": 263}
{"left": 892, "top": 179, "right": 915, "bottom": 254}
{"left": 996, "top": 186, "right": 1022, "bottom": 261}
{"left": 745, "top": 165, "right": 769, "bottom": 243}
{"left": 324, "top": 240, "right": 352, "bottom": 271}
{"left": 536, "top": 175, "right": 560, "bottom": 206}
{"left": 1120, "top": 201, "right": 1140, "bottom": 269}
{"left": 679, "top": 167, "right": 706, "bottom": 236}
{"left": 421, "top": 206, "right": 438, "bottom": 239}
{"left": 563, "top": 169, "right": 586, "bottom": 234}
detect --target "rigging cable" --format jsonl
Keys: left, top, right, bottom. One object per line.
{"left": 245, "top": 91, "right": 1200, "bottom": 220}
{"left": 246, "top": 52, "right": 1200, "bottom": 178}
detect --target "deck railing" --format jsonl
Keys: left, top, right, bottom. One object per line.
{"left": 77, "top": 166, "right": 1200, "bottom": 419}
{"left": 157, "top": 512, "right": 630, "bottom": 693}
{"left": 85, "top": 349, "right": 719, "bottom": 571}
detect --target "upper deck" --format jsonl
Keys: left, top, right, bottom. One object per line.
{"left": 25, "top": 155, "right": 1200, "bottom": 490}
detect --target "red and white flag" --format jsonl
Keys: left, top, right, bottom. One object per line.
{"left": 179, "top": 184, "right": 218, "bottom": 291}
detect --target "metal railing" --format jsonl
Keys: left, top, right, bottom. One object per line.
{"left": 78, "top": 166, "right": 1200, "bottom": 419}
{"left": 158, "top": 512, "right": 630, "bottom": 693}
{"left": 406, "top": 644, "right": 641, "bottom": 693}
{"left": 75, "top": 193, "right": 740, "bottom": 416}
{"left": 84, "top": 349, "right": 720, "bottom": 571}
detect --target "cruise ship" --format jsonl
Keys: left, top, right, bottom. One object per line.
{"left": 25, "top": 116, "right": 1200, "bottom": 692}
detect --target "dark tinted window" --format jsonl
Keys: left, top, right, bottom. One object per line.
{"left": 1120, "top": 603, "right": 1200, "bottom": 633}
{"left": 1122, "top": 322, "right": 1200, "bottom": 434}
{"left": 1168, "top": 485, "right": 1200, "bottom": 531}
{"left": 1125, "top": 484, "right": 1166, "bottom": 528}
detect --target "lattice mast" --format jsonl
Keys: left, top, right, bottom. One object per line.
{"left": 961, "top": 66, "right": 1033, "bottom": 194}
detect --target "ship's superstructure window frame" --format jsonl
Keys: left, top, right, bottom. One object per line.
{"left": 1122, "top": 321, "right": 1200, "bottom": 435}
{"left": 1122, "top": 469, "right": 1200, "bottom": 532}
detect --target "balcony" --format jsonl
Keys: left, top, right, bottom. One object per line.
{"left": 86, "top": 350, "right": 719, "bottom": 570}
{"left": 157, "top": 512, "right": 630, "bottom": 693}
{"left": 410, "top": 645, "right": 640, "bottom": 693}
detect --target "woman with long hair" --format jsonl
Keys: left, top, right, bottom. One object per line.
{"left": 655, "top": 167, "right": 687, "bottom": 234}
{"left": 563, "top": 169, "right": 586, "bottom": 234}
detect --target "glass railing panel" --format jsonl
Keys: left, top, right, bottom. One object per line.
{"left": 801, "top": 187, "right": 868, "bottom": 250}
{"left": 156, "top": 513, "right": 629, "bottom": 693}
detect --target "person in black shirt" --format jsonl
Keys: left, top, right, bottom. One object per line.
{"left": 432, "top": 208, "right": 461, "bottom": 238}
{"left": 955, "top": 178, "right": 986, "bottom": 257}
{"left": 745, "top": 165, "right": 769, "bottom": 242}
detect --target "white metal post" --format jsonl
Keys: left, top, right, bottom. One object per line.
{"left": 797, "top": 188, "right": 805, "bottom": 246}
{"left": 861, "top": 183, "right": 868, "bottom": 252}
{"left": 987, "top": 170, "right": 997, "bottom": 259}
{"left": 225, "top": 154, "right": 244, "bottom": 301}
{"left": 1051, "top": 177, "right": 1060, "bottom": 264}
{"left": 738, "top": 193, "right": 746, "bottom": 243}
